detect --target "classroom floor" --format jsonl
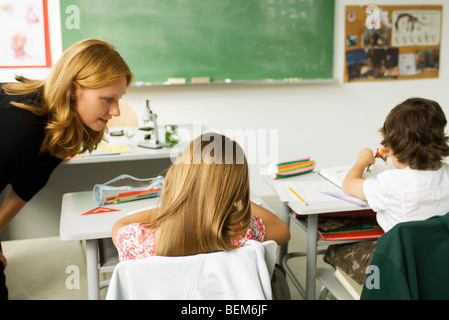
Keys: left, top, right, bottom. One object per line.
{"left": 2, "top": 195, "right": 330, "bottom": 300}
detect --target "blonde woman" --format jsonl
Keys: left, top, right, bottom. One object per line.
{"left": 0, "top": 39, "right": 133, "bottom": 299}
{"left": 112, "top": 133, "right": 290, "bottom": 261}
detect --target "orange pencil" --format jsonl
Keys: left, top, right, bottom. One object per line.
{"left": 289, "top": 187, "right": 309, "bottom": 206}
{"left": 380, "top": 149, "right": 387, "bottom": 164}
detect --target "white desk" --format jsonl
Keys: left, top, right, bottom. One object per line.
{"left": 60, "top": 191, "right": 275, "bottom": 300}
{"left": 60, "top": 191, "right": 159, "bottom": 300}
{"left": 264, "top": 172, "right": 374, "bottom": 300}
{"left": 65, "top": 123, "right": 204, "bottom": 165}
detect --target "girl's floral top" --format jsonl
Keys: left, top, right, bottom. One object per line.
{"left": 116, "top": 216, "right": 266, "bottom": 261}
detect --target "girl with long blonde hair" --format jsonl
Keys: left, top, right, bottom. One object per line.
{"left": 0, "top": 39, "right": 132, "bottom": 299}
{"left": 112, "top": 133, "right": 290, "bottom": 260}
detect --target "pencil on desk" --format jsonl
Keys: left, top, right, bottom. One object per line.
{"left": 289, "top": 187, "right": 309, "bottom": 206}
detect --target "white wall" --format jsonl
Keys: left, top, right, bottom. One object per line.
{"left": 2, "top": 0, "right": 448, "bottom": 197}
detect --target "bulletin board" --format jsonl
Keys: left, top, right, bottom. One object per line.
{"left": 344, "top": 5, "right": 442, "bottom": 82}
{"left": 60, "top": 0, "right": 335, "bottom": 85}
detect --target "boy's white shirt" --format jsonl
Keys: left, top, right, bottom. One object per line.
{"left": 363, "top": 163, "right": 449, "bottom": 232}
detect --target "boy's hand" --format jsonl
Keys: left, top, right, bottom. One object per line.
{"left": 342, "top": 148, "right": 374, "bottom": 201}
{"left": 357, "top": 148, "right": 375, "bottom": 168}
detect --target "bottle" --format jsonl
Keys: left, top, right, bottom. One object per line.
{"left": 165, "top": 124, "right": 179, "bottom": 147}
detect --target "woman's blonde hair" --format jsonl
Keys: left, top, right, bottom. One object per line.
{"left": 149, "top": 133, "right": 251, "bottom": 257}
{"left": 2, "top": 39, "right": 133, "bottom": 159}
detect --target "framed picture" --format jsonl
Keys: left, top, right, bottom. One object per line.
{"left": 0, "top": 0, "right": 52, "bottom": 68}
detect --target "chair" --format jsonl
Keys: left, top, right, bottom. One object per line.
{"left": 98, "top": 238, "right": 120, "bottom": 289}
{"left": 107, "top": 100, "right": 139, "bottom": 128}
{"left": 361, "top": 213, "right": 449, "bottom": 300}
{"left": 106, "top": 240, "right": 277, "bottom": 300}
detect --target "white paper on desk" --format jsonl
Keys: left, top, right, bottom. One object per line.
{"left": 320, "top": 190, "right": 368, "bottom": 208}
{"left": 319, "top": 160, "right": 394, "bottom": 188}
{"left": 125, "top": 204, "right": 159, "bottom": 216}
{"left": 272, "top": 179, "right": 338, "bottom": 202}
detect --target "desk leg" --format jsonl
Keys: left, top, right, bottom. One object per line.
{"left": 305, "top": 214, "right": 318, "bottom": 300}
{"left": 86, "top": 239, "right": 100, "bottom": 300}
{"left": 278, "top": 203, "right": 291, "bottom": 261}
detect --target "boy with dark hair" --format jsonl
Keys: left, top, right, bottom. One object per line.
{"left": 324, "top": 97, "right": 449, "bottom": 288}
{"left": 380, "top": 98, "right": 449, "bottom": 170}
{"left": 343, "top": 97, "right": 449, "bottom": 232}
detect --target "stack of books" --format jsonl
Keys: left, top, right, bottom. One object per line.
{"left": 334, "top": 267, "right": 363, "bottom": 300}
{"left": 271, "top": 157, "right": 315, "bottom": 179}
{"left": 292, "top": 210, "right": 384, "bottom": 241}
{"left": 316, "top": 211, "right": 384, "bottom": 241}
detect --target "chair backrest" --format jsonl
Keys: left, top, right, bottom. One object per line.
{"left": 106, "top": 240, "right": 277, "bottom": 300}
{"left": 107, "top": 100, "right": 138, "bottom": 128}
{"left": 361, "top": 213, "right": 449, "bottom": 300}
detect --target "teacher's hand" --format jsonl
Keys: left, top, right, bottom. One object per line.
{"left": 0, "top": 251, "right": 6, "bottom": 269}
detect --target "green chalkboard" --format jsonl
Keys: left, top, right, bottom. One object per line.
{"left": 60, "top": 0, "right": 334, "bottom": 84}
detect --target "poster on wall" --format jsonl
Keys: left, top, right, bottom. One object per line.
{"left": 344, "top": 5, "right": 442, "bottom": 82}
{"left": 0, "top": 0, "right": 52, "bottom": 68}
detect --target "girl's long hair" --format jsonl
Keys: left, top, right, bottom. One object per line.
{"left": 150, "top": 133, "right": 251, "bottom": 256}
{"left": 2, "top": 39, "right": 133, "bottom": 159}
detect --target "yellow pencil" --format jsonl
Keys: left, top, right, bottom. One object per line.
{"left": 289, "top": 187, "right": 309, "bottom": 206}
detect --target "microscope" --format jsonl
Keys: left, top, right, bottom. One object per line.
{"left": 137, "top": 100, "right": 163, "bottom": 149}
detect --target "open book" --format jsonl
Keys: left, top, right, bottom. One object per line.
{"left": 319, "top": 160, "right": 394, "bottom": 189}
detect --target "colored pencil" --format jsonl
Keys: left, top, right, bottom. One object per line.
{"left": 289, "top": 187, "right": 309, "bottom": 206}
